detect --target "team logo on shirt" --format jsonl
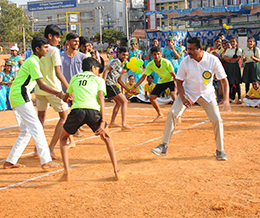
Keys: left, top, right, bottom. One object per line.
{"left": 202, "top": 71, "right": 212, "bottom": 84}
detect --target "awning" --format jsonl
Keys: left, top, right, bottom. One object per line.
{"left": 145, "top": 3, "right": 260, "bottom": 21}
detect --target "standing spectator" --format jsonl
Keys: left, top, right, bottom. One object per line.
{"left": 128, "top": 38, "right": 143, "bottom": 93}
{"left": 177, "top": 40, "right": 186, "bottom": 64}
{"left": 79, "top": 36, "right": 91, "bottom": 57}
{"left": 224, "top": 37, "right": 242, "bottom": 104}
{"left": 162, "top": 36, "right": 180, "bottom": 75}
{"left": 9, "top": 45, "right": 23, "bottom": 77}
{"left": 34, "top": 24, "right": 75, "bottom": 159}
{"left": 242, "top": 37, "right": 260, "bottom": 93}
{"left": 0, "top": 60, "right": 15, "bottom": 110}
{"left": 61, "top": 33, "right": 88, "bottom": 92}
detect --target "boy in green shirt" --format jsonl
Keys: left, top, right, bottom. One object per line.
{"left": 4, "top": 36, "right": 63, "bottom": 169}
{"left": 131, "top": 46, "right": 177, "bottom": 121}
{"left": 59, "top": 57, "right": 120, "bottom": 182}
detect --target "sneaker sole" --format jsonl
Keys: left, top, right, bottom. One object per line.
{"left": 150, "top": 149, "right": 161, "bottom": 156}
{"left": 216, "top": 156, "right": 228, "bottom": 161}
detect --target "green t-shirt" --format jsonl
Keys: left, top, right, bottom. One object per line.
{"left": 67, "top": 71, "right": 107, "bottom": 111}
{"left": 9, "top": 54, "right": 43, "bottom": 108}
{"left": 144, "top": 58, "right": 174, "bottom": 84}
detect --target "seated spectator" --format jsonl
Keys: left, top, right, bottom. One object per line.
{"left": 144, "top": 75, "right": 156, "bottom": 100}
{"left": 242, "top": 80, "right": 260, "bottom": 107}
{"left": 0, "top": 60, "right": 15, "bottom": 110}
{"left": 125, "top": 75, "right": 139, "bottom": 99}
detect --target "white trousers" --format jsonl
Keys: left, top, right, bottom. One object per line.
{"left": 6, "top": 102, "right": 52, "bottom": 165}
{"left": 162, "top": 95, "right": 224, "bottom": 152}
{"left": 243, "top": 98, "right": 260, "bottom": 107}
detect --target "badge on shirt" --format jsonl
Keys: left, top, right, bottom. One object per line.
{"left": 202, "top": 71, "right": 212, "bottom": 84}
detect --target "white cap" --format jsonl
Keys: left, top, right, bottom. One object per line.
{"left": 10, "top": 45, "right": 19, "bottom": 51}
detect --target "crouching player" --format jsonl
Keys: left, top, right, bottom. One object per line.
{"left": 59, "top": 57, "right": 120, "bottom": 181}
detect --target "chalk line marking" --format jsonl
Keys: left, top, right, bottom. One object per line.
{"left": 0, "top": 120, "right": 208, "bottom": 190}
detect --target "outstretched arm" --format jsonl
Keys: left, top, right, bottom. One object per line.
{"left": 36, "top": 78, "right": 64, "bottom": 99}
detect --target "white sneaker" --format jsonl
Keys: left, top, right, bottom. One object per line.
{"left": 151, "top": 144, "right": 167, "bottom": 156}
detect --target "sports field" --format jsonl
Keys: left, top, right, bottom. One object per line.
{"left": 0, "top": 101, "right": 260, "bottom": 217}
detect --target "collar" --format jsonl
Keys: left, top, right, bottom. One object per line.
{"left": 31, "top": 54, "right": 40, "bottom": 63}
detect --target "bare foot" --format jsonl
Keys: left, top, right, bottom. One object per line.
{"left": 176, "top": 117, "right": 182, "bottom": 126}
{"left": 50, "top": 150, "right": 60, "bottom": 160}
{"left": 59, "top": 173, "right": 69, "bottom": 182}
{"left": 68, "top": 143, "right": 76, "bottom": 149}
{"left": 114, "top": 170, "right": 124, "bottom": 181}
{"left": 3, "top": 162, "right": 26, "bottom": 169}
{"left": 236, "top": 99, "right": 242, "bottom": 104}
{"left": 42, "top": 161, "right": 62, "bottom": 169}
{"left": 121, "top": 125, "right": 132, "bottom": 130}
{"left": 108, "top": 123, "right": 121, "bottom": 128}
{"left": 73, "top": 130, "right": 83, "bottom": 137}
{"left": 153, "top": 115, "right": 164, "bottom": 122}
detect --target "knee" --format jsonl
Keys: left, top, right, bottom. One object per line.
{"left": 212, "top": 116, "right": 223, "bottom": 126}
{"left": 149, "top": 95, "right": 157, "bottom": 101}
{"left": 167, "top": 109, "right": 176, "bottom": 119}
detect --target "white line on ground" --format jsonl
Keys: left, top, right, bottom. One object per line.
{"left": 0, "top": 120, "right": 208, "bottom": 190}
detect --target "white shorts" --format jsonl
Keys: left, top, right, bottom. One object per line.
{"left": 36, "top": 94, "right": 68, "bottom": 112}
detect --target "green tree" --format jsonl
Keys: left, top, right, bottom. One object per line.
{"left": 95, "top": 29, "right": 126, "bottom": 44}
{"left": 0, "top": 0, "right": 30, "bottom": 42}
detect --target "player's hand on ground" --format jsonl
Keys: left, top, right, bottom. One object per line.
{"left": 95, "top": 121, "right": 106, "bottom": 135}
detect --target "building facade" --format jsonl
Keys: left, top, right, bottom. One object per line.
{"left": 21, "top": 0, "right": 126, "bottom": 39}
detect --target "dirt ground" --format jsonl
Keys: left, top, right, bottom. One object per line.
{"left": 0, "top": 54, "right": 260, "bottom": 217}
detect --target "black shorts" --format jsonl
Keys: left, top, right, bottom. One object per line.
{"left": 63, "top": 108, "right": 107, "bottom": 134}
{"left": 151, "top": 81, "right": 175, "bottom": 96}
{"left": 106, "top": 84, "right": 121, "bottom": 99}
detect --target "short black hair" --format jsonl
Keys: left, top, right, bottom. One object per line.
{"left": 218, "top": 32, "right": 224, "bottom": 37}
{"left": 82, "top": 57, "right": 101, "bottom": 72}
{"left": 44, "top": 24, "right": 62, "bottom": 38}
{"left": 152, "top": 37, "right": 158, "bottom": 41}
{"left": 66, "top": 32, "right": 79, "bottom": 41}
{"left": 151, "top": 46, "right": 161, "bottom": 53}
{"left": 90, "top": 51, "right": 96, "bottom": 55}
{"left": 147, "top": 75, "right": 154, "bottom": 80}
{"left": 128, "top": 75, "right": 134, "bottom": 79}
{"left": 32, "top": 36, "right": 49, "bottom": 53}
{"left": 79, "top": 36, "right": 89, "bottom": 46}
{"left": 118, "top": 47, "right": 128, "bottom": 53}
{"left": 214, "top": 36, "right": 222, "bottom": 42}
{"left": 187, "top": 37, "right": 203, "bottom": 49}
{"left": 230, "top": 37, "right": 237, "bottom": 42}
{"left": 252, "top": 79, "right": 260, "bottom": 84}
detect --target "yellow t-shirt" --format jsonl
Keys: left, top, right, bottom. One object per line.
{"left": 247, "top": 87, "right": 260, "bottom": 98}
{"left": 206, "top": 47, "right": 225, "bottom": 57}
{"left": 164, "top": 88, "right": 171, "bottom": 97}
{"left": 144, "top": 83, "right": 156, "bottom": 95}
{"left": 125, "top": 82, "right": 139, "bottom": 97}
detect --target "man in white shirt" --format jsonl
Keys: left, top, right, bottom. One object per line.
{"left": 35, "top": 24, "right": 75, "bottom": 159}
{"left": 151, "top": 37, "right": 231, "bottom": 161}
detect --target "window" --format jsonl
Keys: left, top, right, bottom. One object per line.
{"left": 85, "top": 27, "right": 90, "bottom": 34}
{"left": 80, "top": 11, "right": 94, "bottom": 22}
{"left": 161, "top": 7, "right": 164, "bottom": 10}
{"left": 47, "top": 16, "right": 52, "bottom": 22}
{"left": 174, "top": 6, "right": 178, "bottom": 9}
{"left": 57, "top": 13, "right": 66, "bottom": 23}
{"left": 119, "top": 26, "right": 123, "bottom": 31}
{"left": 169, "top": 6, "right": 172, "bottom": 10}
{"left": 119, "top": 12, "right": 123, "bottom": 17}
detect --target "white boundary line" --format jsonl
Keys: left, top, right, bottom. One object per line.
{"left": 0, "top": 120, "right": 208, "bottom": 191}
